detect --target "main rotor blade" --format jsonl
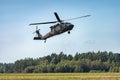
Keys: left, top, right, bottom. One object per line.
{"left": 29, "top": 21, "right": 57, "bottom": 25}
{"left": 63, "top": 15, "right": 91, "bottom": 21}
{"left": 54, "top": 12, "right": 62, "bottom": 22}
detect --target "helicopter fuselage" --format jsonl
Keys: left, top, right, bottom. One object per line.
{"left": 44, "top": 22, "right": 74, "bottom": 39}
{"left": 34, "top": 22, "right": 74, "bottom": 41}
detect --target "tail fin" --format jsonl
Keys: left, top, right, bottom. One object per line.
{"left": 34, "top": 30, "right": 42, "bottom": 40}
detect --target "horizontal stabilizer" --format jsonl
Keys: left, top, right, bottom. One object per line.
{"left": 34, "top": 37, "right": 41, "bottom": 40}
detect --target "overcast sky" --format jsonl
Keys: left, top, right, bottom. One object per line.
{"left": 0, "top": 0, "right": 120, "bottom": 63}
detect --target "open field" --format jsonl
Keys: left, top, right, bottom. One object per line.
{"left": 0, "top": 73, "right": 120, "bottom": 80}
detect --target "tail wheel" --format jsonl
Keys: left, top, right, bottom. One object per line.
{"left": 44, "top": 40, "right": 46, "bottom": 43}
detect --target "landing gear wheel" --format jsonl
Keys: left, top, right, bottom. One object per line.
{"left": 68, "top": 31, "right": 70, "bottom": 34}
{"left": 44, "top": 40, "right": 46, "bottom": 43}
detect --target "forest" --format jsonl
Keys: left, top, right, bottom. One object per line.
{"left": 0, "top": 51, "right": 120, "bottom": 73}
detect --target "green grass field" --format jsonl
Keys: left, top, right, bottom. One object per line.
{"left": 0, "top": 73, "right": 120, "bottom": 80}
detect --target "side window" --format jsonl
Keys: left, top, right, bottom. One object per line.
{"left": 55, "top": 26, "right": 61, "bottom": 32}
{"left": 63, "top": 23, "right": 65, "bottom": 28}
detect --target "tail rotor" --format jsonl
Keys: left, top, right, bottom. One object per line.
{"left": 32, "top": 26, "right": 40, "bottom": 34}
{"left": 32, "top": 26, "right": 42, "bottom": 40}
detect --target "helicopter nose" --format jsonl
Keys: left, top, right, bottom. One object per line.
{"left": 69, "top": 24, "right": 74, "bottom": 30}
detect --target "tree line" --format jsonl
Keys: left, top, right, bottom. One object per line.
{"left": 0, "top": 51, "right": 120, "bottom": 73}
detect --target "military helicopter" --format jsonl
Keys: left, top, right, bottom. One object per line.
{"left": 29, "top": 12, "right": 90, "bottom": 43}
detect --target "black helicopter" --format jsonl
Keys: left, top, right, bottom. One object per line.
{"left": 29, "top": 12, "right": 90, "bottom": 43}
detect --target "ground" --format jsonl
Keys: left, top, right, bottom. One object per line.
{"left": 0, "top": 73, "right": 120, "bottom": 80}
